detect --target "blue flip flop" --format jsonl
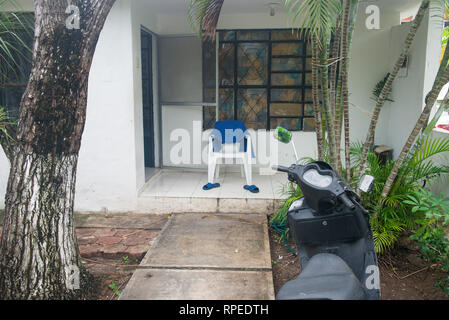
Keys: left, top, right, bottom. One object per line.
{"left": 203, "top": 183, "right": 221, "bottom": 191}
{"left": 244, "top": 185, "right": 260, "bottom": 193}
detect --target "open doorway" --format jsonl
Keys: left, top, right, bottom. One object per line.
{"left": 141, "top": 28, "right": 155, "bottom": 176}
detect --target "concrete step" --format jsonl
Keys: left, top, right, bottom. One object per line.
{"left": 137, "top": 196, "right": 284, "bottom": 214}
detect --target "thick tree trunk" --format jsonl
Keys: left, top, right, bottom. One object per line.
{"left": 356, "top": 0, "right": 429, "bottom": 178}
{"left": 0, "top": 153, "right": 82, "bottom": 299}
{"left": 0, "top": 0, "right": 115, "bottom": 299}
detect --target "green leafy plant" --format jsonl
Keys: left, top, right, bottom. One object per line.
{"left": 371, "top": 73, "right": 394, "bottom": 103}
{"left": 405, "top": 188, "right": 449, "bottom": 296}
{"left": 122, "top": 255, "right": 129, "bottom": 265}
{"left": 270, "top": 181, "right": 303, "bottom": 256}
{"left": 272, "top": 259, "right": 281, "bottom": 265}
{"left": 0, "top": 107, "right": 15, "bottom": 139}
{"left": 0, "top": 1, "right": 34, "bottom": 86}
{"left": 351, "top": 137, "right": 449, "bottom": 253}
{"left": 108, "top": 281, "right": 121, "bottom": 298}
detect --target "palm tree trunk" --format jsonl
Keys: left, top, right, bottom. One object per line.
{"left": 0, "top": 0, "right": 115, "bottom": 299}
{"left": 320, "top": 39, "right": 338, "bottom": 169}
{"left": 311, "top": 37, "right": 325, "bottom": 161}
{"left": 357, "top": 0, "right": 430, "bottom": 178}
{"left": 340, "top": 0, "right": 353, "bottom": 180}
{"left": 330, "top": 15, "right": 343, "bottom": 169}
{"left": 381, "top": 66, "right": 449, "bottom": 198}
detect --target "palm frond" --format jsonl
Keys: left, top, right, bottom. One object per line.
{"left": 0, "top": 2, "right": 33, "bottom": 86}
{"left": 413, "top": 136, "right": 449, "bottom": 165}
{"left": 187, "top": 0, "right": 224, "bottom": 40}
{"left": 285, "top": 0, "right": 342, "bottom": 46}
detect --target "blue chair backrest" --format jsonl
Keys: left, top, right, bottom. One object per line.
{"left": 213, "top": 120, "right": 248, "bottom": 144}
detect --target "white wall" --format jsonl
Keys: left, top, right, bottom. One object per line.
{"left": 348, "top": 6, "right": 400, "bottom": 147}
{"left": 384, "top": 9, "right": 443, "bottom": 158}
{"left": 75, "top": 0, "right": 138, "bottom": 212}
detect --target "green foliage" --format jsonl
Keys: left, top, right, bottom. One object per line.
{"left": 270, "top": 182, "right": 303, "bottom": 228}
{"left": 352, "top": 137, "right": 449, "bottom": 253}
{"left": 0, "top": 1, "right": 33, "bottom": 86}
{"left": 371, "top": 73, "right": 394, "bottom": 103}
{"left": 285, "top": 0, "right": 342, "bottom": 46}
{"left": 406, "top": 188, "right": 449, "bottom": 296}
{"left": 187, "top": 0, "right": 224, "bottom": 39}
{"left": 108, "top": 281, "right": 121, "bottom": 298}
{"left": 0, "top": 106, "right": 15, "bottom": 141}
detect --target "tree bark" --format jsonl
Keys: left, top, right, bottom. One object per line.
{"left": 0, "top": 0, "right": 115, "bottom": 299}
{"left": 356, "top": 0, "right": 429, "bottom": 178}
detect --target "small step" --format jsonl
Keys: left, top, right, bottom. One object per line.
{"left": 137, "top": 196, "right": 283, "bottom": 214}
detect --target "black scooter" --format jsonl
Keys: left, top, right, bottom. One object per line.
{"left": 272, "top": 127, "right": 380, "bottom": 300}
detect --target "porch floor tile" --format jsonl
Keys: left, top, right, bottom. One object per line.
{"left": 140, "top": 168, "right": 288, "bottom": 200}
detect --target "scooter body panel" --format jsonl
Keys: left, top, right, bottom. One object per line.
{"left": 279, "top": 199, "right": 381, "bottom": 300}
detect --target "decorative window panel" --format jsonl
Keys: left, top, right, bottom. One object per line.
{"left": 220, "top": 31, "right": 235, "bottom": 41}
{"left": 270, "top": 118, "right": 303, "bottom": 131}
{"left": 218, "top": 88, "right": 234, "bottom": 121}
{"left": 203, "top": 105, "right": 217, "bottom": 130}
{"left": 202, "top": 40, "right": 216, "bottom": 104}
{"left": 303, "top": 118, "right": 316, "bottom": 132}
{"left": 271, "top": 30, "right": 302, "bottom": 41}
{"left": 237, "top": 43, "right": 268, "bottom": 86}
{"left": 271, "top": 73, "right": 302, "bottom": 86}
{"left": 270, "top": 103, "right": 303, "bottom": 117}
{"left": 202, "top": 29, "right": 315, "bottom": 132}
{"left": 304, "top": 104, "right": 315, "bottom": 117}
{"left": 237, "top": 89, "right": 267, "bottom": 130}
{"left": 272, "top": 58, "right": 303, "bottom": 72}
{"left": 238, "top": 30, "right": 269, "bottom": 41}
{"left": 272, "top": 43, "right": 304, "bottom": 56}
{"left": 219, "top": 43, "right": 235, "bottom": 86}
{"left": 271, "top": 89, "right": 302, "bottom": 103}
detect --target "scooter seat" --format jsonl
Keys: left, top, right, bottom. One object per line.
{"left": 276, "top": 253, "right": 366, "bottom": 300}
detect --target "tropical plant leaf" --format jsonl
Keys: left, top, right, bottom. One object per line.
{"left": 187, "top": 0, "right": 224, "bottom": 40}
{"left": 285, "top": 0, "right": 342, "bottom": 47}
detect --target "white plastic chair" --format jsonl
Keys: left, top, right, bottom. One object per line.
{"left": 208, "top": 134, "right": 252, "bottom": 186}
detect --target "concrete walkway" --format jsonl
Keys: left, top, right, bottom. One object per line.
{"left": 120, "top": 213, "right": 275, "bottom": 300}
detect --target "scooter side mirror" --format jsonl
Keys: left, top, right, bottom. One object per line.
{"left": 274, "top": 126, "right": 292, "bottom": 144}
{"left": 358, "top": 175, "right": 375, "bottom": 193}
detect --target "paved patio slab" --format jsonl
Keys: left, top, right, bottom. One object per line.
{"left": 140, "top": 213, "right": 271, "bottom": 269}
{"left": 119, "top": 269, "right": 274, "bottom": 300}
{"left": 120, "top": 213, "right": 275, "bottom": 300}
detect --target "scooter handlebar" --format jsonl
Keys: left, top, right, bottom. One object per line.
{"left": 339, "top": 193, "right": 355, "bottom": 210}
{"left": 272, "top": 165, "right": 290, "bottom": 173}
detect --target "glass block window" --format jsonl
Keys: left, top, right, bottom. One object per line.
{"left": 203, "top": 29, "right": 315, "bottom": 131}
